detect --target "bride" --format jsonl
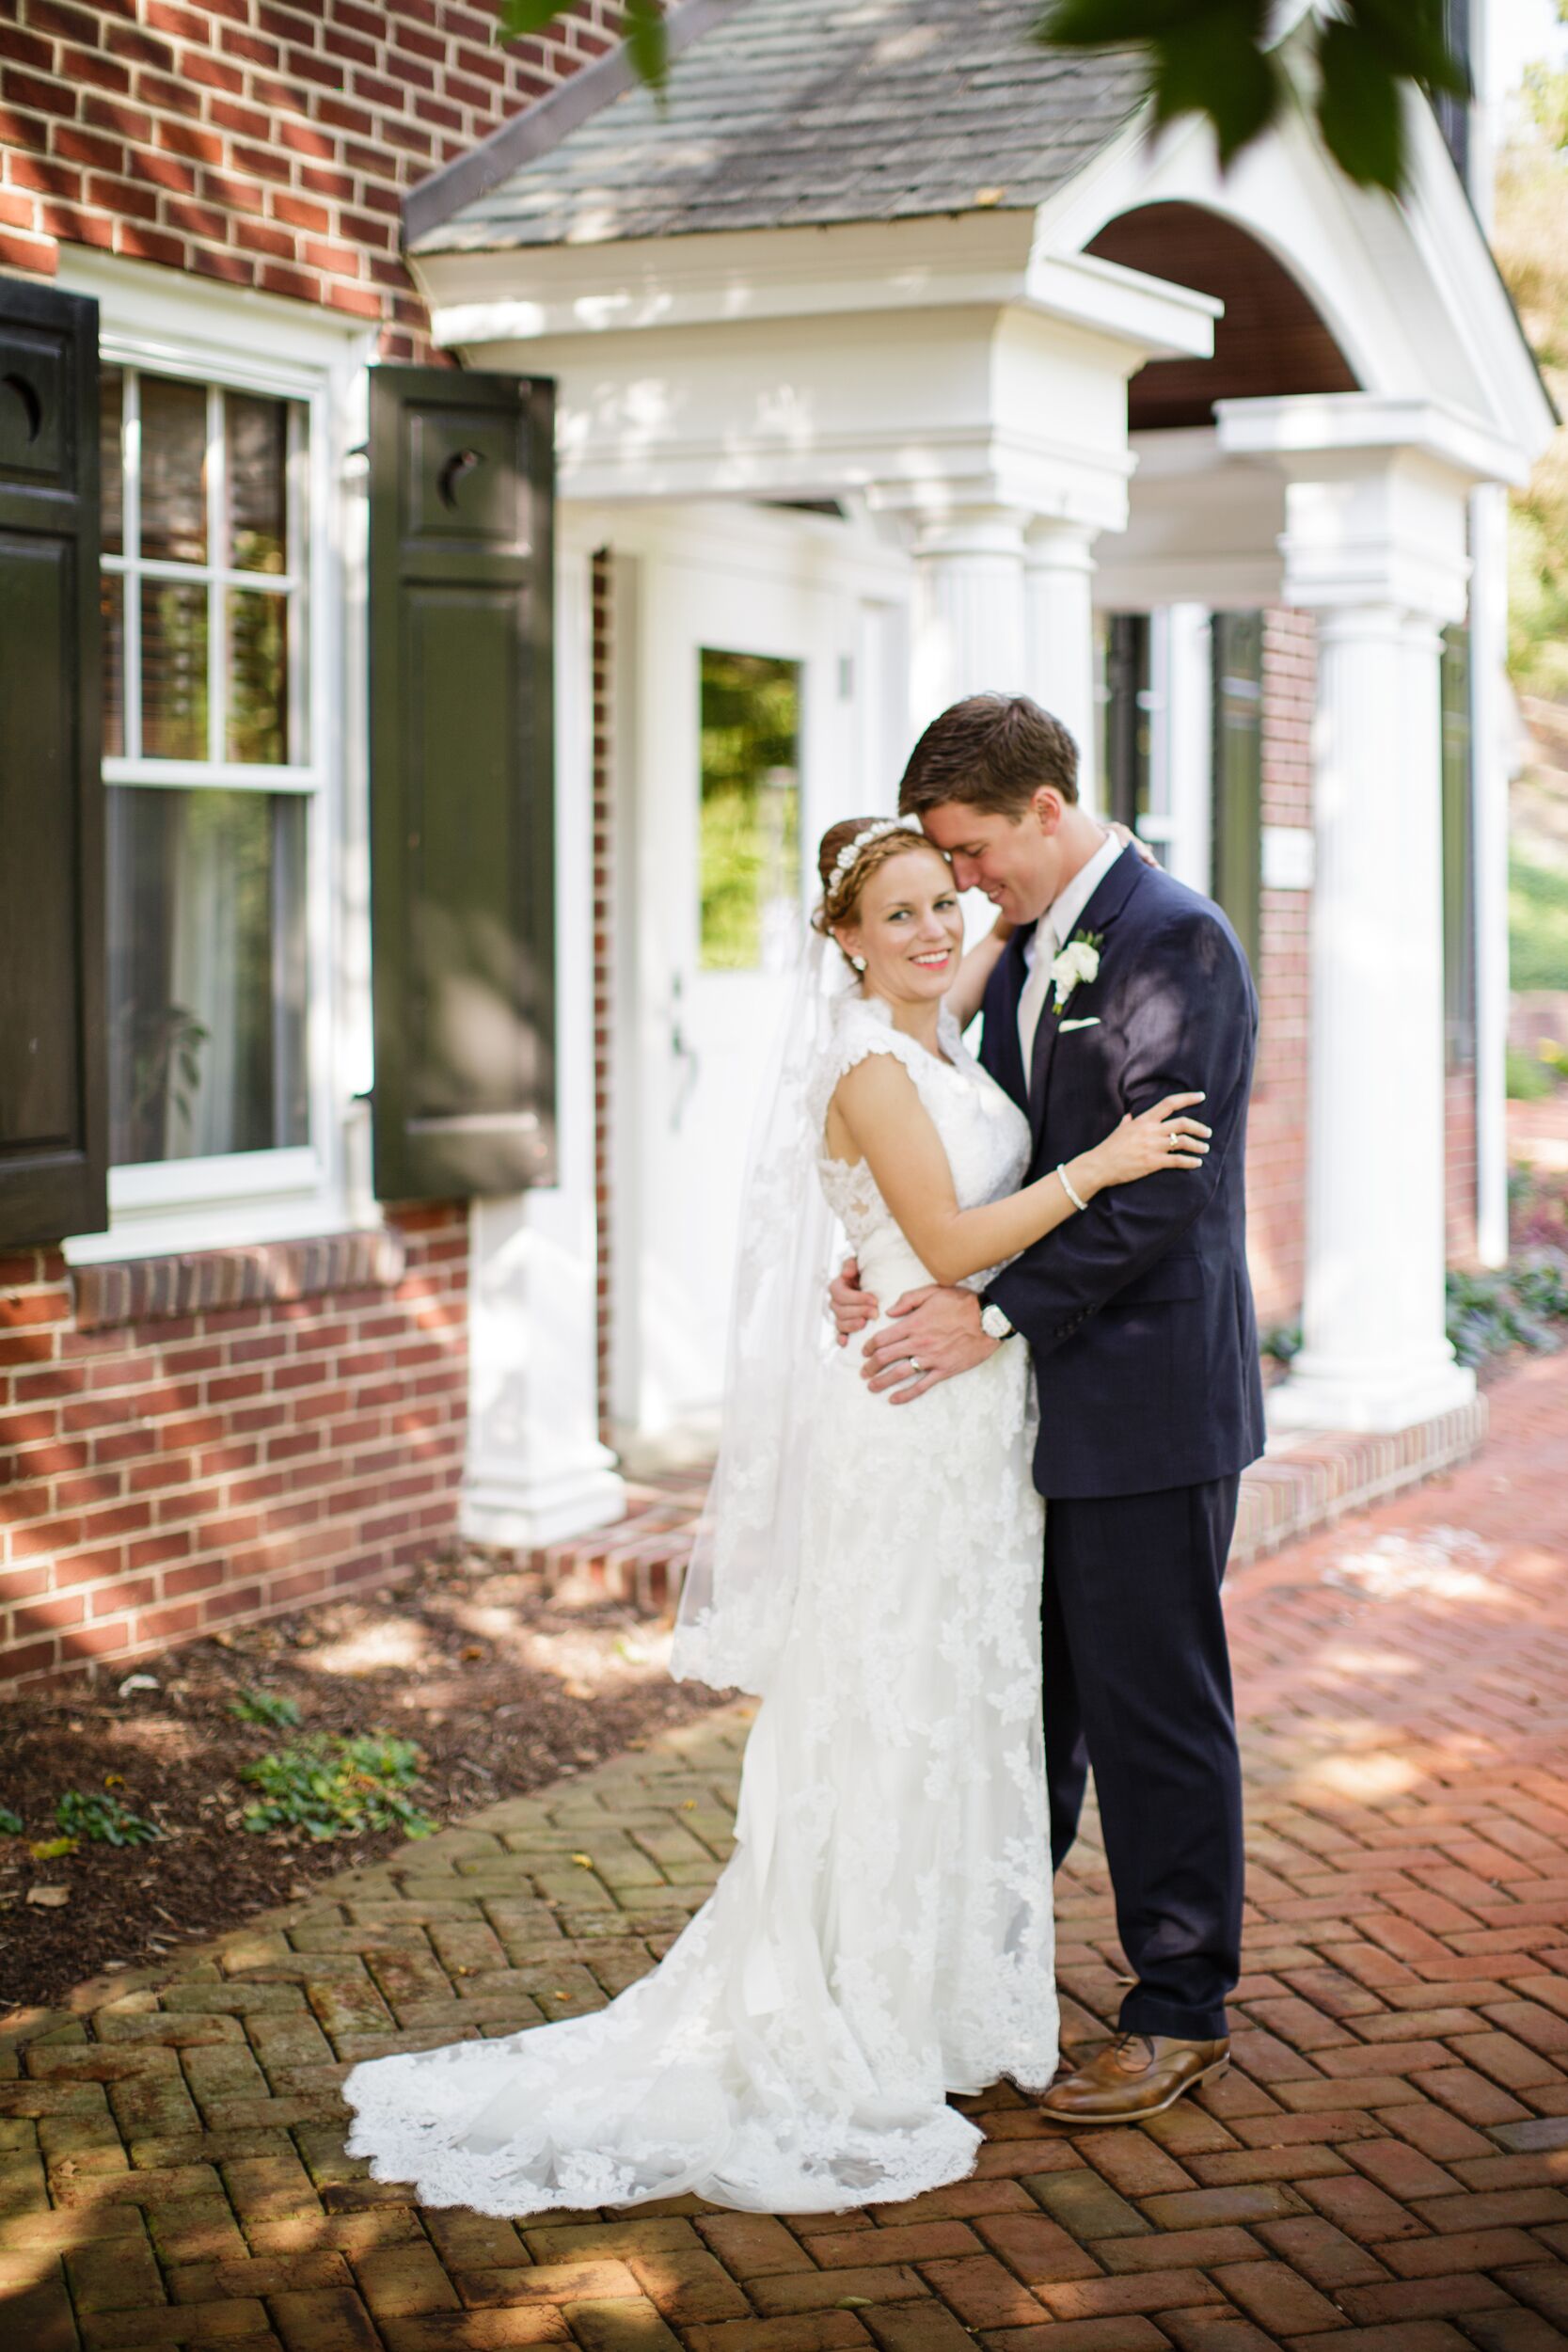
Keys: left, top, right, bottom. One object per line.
{"left": 342, "top": 816, "right": 1209, "bottom": 2217}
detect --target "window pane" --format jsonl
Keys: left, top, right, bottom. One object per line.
{"left": 139, "top": 373, "right": 208, "bottom": 564}
{"left": 699, "top": 648, "right": 801, "bottom": 973}
{"left": 102, "top": 574, "right": 124, "bottom": 759}
{"left": 101, "top": 367, "right": 123, "bottom": 557}
{"left": 227, "top": 588, "right": 288, "bottom": 764}
{"left": 107, "top": 787, "right": 309, "bottom": 1165}
{"left": 141, "top": 580, "right": 209, "bottom": 759}
{"left": 227, "top": 391, "right": 289, "bottom": 574}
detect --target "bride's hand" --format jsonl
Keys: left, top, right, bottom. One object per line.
{"left": 1108, "top": 819, "right": 1159, "bottom": 869}
{"left": 1085, "top": 1093, "right": 1210, "bottom": 1190}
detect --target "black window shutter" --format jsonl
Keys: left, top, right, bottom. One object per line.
{"left": 0, "top": 278, "right": 106, "bottom": 1248}
{"left": 1441, "top": 622, "right": 1475, "bottom": 1066}
{"left": 1211, "top": 611, "right": 1263, "bottom": 972}
{"left": 369, "top": 364, "right": 557, "bottom": 1200}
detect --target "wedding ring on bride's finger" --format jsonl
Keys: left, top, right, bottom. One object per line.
{"left": 909, "top": 1359, "right": 923, "bottom": 1375}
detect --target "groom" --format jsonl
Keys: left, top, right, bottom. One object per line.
{"left": 832, "top": 692, "right": 1265, "bottom": 2121}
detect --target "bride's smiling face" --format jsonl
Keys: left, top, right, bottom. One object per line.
{"left": 835, "top": 847, "right": 965, "bottom": 1006}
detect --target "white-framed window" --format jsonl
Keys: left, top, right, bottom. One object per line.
{"left": 57, "top": 254, "right": 376, "bottom": 1263}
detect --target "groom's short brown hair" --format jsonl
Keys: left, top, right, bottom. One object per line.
{"left": 898, "top": 693, "right": 1079, "bottom": 818}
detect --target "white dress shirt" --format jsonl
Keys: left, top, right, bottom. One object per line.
{"left": 1017, "top": 829, "right": 1127, "bottom": 1073}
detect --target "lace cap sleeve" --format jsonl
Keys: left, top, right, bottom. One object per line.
{"left": 807, "top": 993, "right": 947, "bottom": 1136}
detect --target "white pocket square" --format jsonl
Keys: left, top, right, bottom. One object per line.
{"left": 1059, "top": 1016, "right": 1101, "bottom": 1032}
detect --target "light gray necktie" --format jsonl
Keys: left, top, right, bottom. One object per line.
{"left": 1017, "top": 921, "right": 1057, "bottom": 1081}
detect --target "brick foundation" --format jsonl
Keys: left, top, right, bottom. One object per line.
{"left": 0, "top": 1203, "right": 467, "bottom": 1686}
{"left": 0, "top": 0, "right": 614, "bottom": 358}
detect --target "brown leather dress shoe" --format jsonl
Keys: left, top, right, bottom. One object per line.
{"left": 1039, "top": 2032, "right": 1229, "bottom": 2123}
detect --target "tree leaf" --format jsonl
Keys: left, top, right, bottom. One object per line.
{"left": 624, "top": 0, "right": 669, "bottom": 91}
{"left": 1148, "top": 5, "right": 1277, "bottom": 168}
{"left": 1344, "top": 0, "right": 1469, "bottom": 97}
{"left": 1316, "top": 16, "right": 1406, "bottom": 194}
{"left": 494, "top": 0, "right": 575, "bottom": 38}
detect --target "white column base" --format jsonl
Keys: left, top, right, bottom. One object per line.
{"left": 461, "top": 1192, "right": 626, "bottom": 1556}
{"left": 1267, "top": 1355, "right": 1476, "bottom": 1436}
{"left": 461, "top": 1456, "right": 627, "bottom": 1551}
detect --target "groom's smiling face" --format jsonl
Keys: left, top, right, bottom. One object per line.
{"left": 919, "top": 791, "right": 1067, "bottom": 927}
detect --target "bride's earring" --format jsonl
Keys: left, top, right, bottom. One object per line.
{"left": 851, "top": 955, "right": 866, "bottom": 972}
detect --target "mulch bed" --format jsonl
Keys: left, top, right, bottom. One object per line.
{"left": 0, "top": 1549, "right": 728, "bottom": 2018}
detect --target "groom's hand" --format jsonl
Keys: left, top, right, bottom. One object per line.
{"left": 863, "top": 1285, "right": 994, "bottom": 1403}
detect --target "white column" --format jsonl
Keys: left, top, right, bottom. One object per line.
{"left": 460, "top": 531, "right": 625, "bottom": 1548}
{"left": 909, "top": 506, "right": 1028, "bottom": 723}
{"left": 1270, "top": 583, "right": 1476, "bottom": 1428}
{"left": 1152, "top": 601, "right": 1213, "bottom": 893}
{"left": 1470, "top": 481, "right": 1512, "bottom": 1268}
{"left": 1025, "top": 520, "right": 1100, "bottom": 809}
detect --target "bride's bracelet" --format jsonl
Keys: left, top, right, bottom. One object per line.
{"left": 1056, "top": 1163, "right": 1088, "bottom": 1215}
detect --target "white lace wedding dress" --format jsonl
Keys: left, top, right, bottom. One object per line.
{"left": 341, "top": 991, "right": 1054, "bottom": 2217}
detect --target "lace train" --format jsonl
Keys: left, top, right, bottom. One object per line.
{"left": 342, "top": 995, "right": 1055, "bottom": 2215}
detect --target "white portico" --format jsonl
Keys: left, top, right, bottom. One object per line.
{"left": 407, "top": 0, "right": 1553, "bottom": 1497}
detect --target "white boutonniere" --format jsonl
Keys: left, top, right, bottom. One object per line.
{"left": 1051, "top": 929, "right": 1103, "bottom": 1014}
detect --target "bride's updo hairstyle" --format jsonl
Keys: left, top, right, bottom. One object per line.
{"left": 813, "top": 817, "right": 952, "bottom": 966}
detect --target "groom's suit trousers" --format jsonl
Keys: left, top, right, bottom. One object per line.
{"left": 1042, "top": 1475, "right": 1244, "bottom": 2043}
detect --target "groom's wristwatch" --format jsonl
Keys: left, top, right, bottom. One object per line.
{"left": 980, "top": 1303, "right": 1015, "bottom": 1343}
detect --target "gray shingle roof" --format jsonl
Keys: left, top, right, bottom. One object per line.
{"left": 411, "top": 0, "right": 1146, "bottom": 255}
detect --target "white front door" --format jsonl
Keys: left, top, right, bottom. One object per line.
{"left": 612, "top": 505, "right": 908, "bottom": 1454}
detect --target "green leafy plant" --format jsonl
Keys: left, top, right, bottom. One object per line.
{"left": 230, "top": 1687, "right": 303, "bottom": 1729}
{"left": 1446, "top": 1257, "right": 1568, "bottom": 1370}
{"left": 1507, "top": 1044, "right": 1556, "bottom": 1102}
{"left": 1261, "top": 1323, "right": 1302, "bottom": 1369}
{"left": 55, "top": 1790, "right": 161, "bottom": 1848}
{"left": 0, "top": 1807, "right": 24, "bottom": 1836}
{"left": 239, "top": 1735, "right": 436, "bottom": 1843}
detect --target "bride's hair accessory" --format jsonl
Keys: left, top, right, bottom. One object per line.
{"left": 813, "top": 815, "right": 953, "bottom": 956}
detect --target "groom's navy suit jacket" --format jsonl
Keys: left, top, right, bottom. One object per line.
{"left": 981, "top": 847, "right": 1266, "bottom": 1501}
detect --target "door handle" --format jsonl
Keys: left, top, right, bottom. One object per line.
{"left": 669, "top": 971, "right": 700, "bottom": 1132}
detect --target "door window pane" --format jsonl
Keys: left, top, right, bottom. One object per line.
{"left": 699, "top": 648, "right": 801, "bottom": 973}
{"left": 227, "top": 588, "right": 288, "bottom": 764}
{"left": 138, "top": 373, "right": 207, "bottom": 565}
{"left": 106, "top": 787, "right": 309, "bottom": 1165}
{"left": 227, "top": 392, "right": 288, "bottom": 574}
{"left": 141, "top": 580, "right": 209, "bottom": 759}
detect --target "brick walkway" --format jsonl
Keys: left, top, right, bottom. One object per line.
{"left": 5, "top": 1349, "right": 1568, "bottom": 2352}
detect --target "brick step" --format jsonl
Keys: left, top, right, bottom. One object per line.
{"left": 532, "top": 1393, "right": 1489, "bottom": 1613}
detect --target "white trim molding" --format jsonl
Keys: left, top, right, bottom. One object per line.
{"left": 55, "top": 250, "right": 380, "bottom": 1266}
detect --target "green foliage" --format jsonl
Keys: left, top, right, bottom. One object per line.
{"left": 699, "top": 650, "right": 801, "bottom": 972}
{"left": 1446, "top": 1256, "right": 1568, "bottom": 1369}
{"left": 1260, "top": 1323, "right": 1301, "bottom": 1367}
{"left": 1035, "top": 0, "right": 1465, "bottom": 192}
{"left": 1507, "top": 1044, "right": 1556, "bottom": 1101}
{"left": 55, "top": 1789, "right": 161, "bottom": 1848}
{"left": 1510, "top": 850, "right": 1568, "bottom": 993}
{"left": 496, "top": 0, "right": 667, "bottom": 87}
{"left": 0, "top": 1807, "right": 23, "bottom": 1836}
{"left": 230, "top": 1687, "right": 303, "bottom": 1729}
{"left": 239, "top": 1734, "right": 436, "bottom": 1843}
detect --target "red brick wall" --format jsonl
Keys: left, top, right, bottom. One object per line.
{"left": 0, "top": 0, "right": 614, "bottom": 358}
{"left": 0, "top": 1204, "right": 467, "bottom": 1686}
{"left": 1245, "top": 605, "right": 1314, "bottom": 1332}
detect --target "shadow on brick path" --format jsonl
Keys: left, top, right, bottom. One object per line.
{"left": 6, "top": 1348, "right": 1568, "bottom": 2351}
